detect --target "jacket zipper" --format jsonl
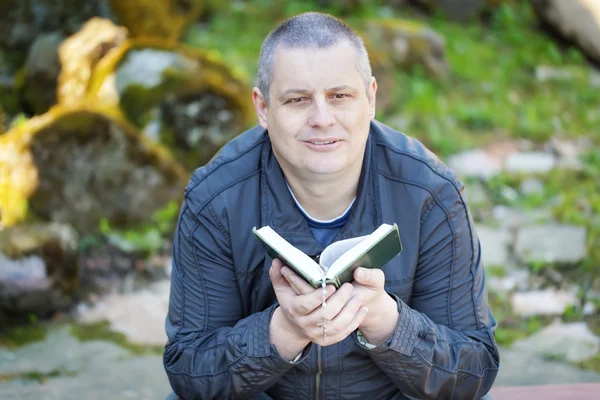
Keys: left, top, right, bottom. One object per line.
{"left": 316, "top": 345, "right": 322, "bottom": 400}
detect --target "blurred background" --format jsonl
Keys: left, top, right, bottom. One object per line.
{"left": 0, "top": 0, "right": 599, "bottom": 399}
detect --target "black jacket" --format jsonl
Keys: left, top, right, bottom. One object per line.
{"left": 163, "top": 121, "right": 500, "bottom": 399}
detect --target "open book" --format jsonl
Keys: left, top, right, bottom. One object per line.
{"left": 252, "top": 223, "right": 402, "bottom": 288}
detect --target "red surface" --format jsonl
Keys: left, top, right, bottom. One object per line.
{"left": 491, "top": 383, "right": 600, "bottom": 400}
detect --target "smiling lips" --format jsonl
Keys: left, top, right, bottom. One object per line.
{"left": 303, "top": 139, "right": 341, "bottom": 151}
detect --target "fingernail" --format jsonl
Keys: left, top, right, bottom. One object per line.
{"left": 356, "top": 268, "right": 364, "bottom": 280}
{"left": 362, "top": 307, "right": 369, "bottom": 313}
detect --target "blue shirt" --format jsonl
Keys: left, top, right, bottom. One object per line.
{"left": 286, "top": 182, "right": 354, "bottom": 248}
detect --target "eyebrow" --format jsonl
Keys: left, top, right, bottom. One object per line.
{"left": 278, "top": 85, "right": 357, "bottom": 101}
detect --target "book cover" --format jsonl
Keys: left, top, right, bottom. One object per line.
{"left": 253, "top": 223, "right": 402, "bottom": 288}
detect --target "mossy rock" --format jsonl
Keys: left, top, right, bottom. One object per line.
{"left": 0, "top": 222, "right": 78, "bottom": 321}
{"left": 22, "top": 32, "right": 64, "bottom": 115}
{"left": 363, "top": 18, "right": 449, "bottom": 79}
{"left": 0, "top": 0, "right": 114, "bottom": 54}
{"left": 86, "top": 39, "right": 255, "bottom": 171}
{"left": 0, "top": 105, "right": 187, "bottom": 231}
{"left": 108, "top": 0, "right": 204, "bottom": 42}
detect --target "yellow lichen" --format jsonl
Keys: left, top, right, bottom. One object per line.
{"left": 57, "top": 17, "right": 128, "bottom": 107}
{"left": 108, "top": 0, "right": 204, "bottom": 42}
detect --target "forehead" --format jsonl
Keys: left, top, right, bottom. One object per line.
{"left": 271, "top": 41, "right": 363, "bottom": 90}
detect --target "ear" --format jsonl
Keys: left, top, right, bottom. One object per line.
{"left": 252, "top": 88, "right": 269, "bottom": 129}
{"left": 367, "top": 76, "right": 377, "bottom": 120}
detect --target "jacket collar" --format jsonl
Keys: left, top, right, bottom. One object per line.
{"left": 259, "top": 125, "right": 380, "bottom": 255}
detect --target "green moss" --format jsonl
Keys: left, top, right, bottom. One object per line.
{"left": 0, "top": 368, "right": 78, "bottom": 384}
{"left": 70, "top": 321, "right": 163, "bottom": 355}
{"left": 0, "top": 324, "right": 48, "bottom": 349}
{"left": 485, "top": 265, "right": 507, "bottom": 278}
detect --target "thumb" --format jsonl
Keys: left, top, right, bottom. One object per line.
{"left": 269, "top": 259, "right": 288, "bottom": 288}
{"left": 354, "top": 267, "right": 385, "bottom": 289}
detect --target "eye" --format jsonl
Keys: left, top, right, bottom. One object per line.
{"left": 332, "top": 93, "right": 350, "bottom": 100}
{"left": 285, "top": 97, "right": 306, "bottom": 104}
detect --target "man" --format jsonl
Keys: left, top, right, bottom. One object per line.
{"left": 164, "top": 12, "right": 499, "bottom": 400}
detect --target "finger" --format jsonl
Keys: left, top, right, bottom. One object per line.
{"left": 269, "top": 259, "right": 287, "bottom": 286}
{"left": 281, "top": 266, "right": 314, "bottom": 295}
{"left": 353, "top": 267, "right": 385, "bottom": 289}
{"left": 292, "top": 284, "right": 336, "bottom": 316}
{"left": 306, "top": 282, "right": 353, "bottom": 321}
{"left": 326, "top": 306, "right": 369, "bottom": 345}
{"left": 321, "top": 294, "right": 364, "bottom": 340}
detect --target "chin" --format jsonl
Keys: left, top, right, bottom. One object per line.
{"left": 305, "top": 162, "right": 347, "bottom": 175}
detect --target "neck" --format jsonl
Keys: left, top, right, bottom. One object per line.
{"left": 282, "top": 161, "right": 363, "bottom": 221}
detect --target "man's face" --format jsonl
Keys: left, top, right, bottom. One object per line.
{"left": 253, "top": 41, "right": 376, "bottom": 177}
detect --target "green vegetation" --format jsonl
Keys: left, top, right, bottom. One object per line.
{"left": 0, "top": 369, "right": 78, "bottom": 384}
{"left": 0, "top": 324, "right": 48, "bottom": 349}
{"left": 98, "top": 200, "right": 179, "bottom": 254}
{"left": 70, "top": 321, "right": 164, "bottom": 355}
{"left": 488, "top": 291, "right": 552, "bottom": 347}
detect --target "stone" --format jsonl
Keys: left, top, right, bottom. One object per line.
{"left": 519, "top": 178, "right": 545, "bottom": 196}
{"left": 591, "top": 68, "right": 600, "bottom": 87}
{"left": 504, "top": 152, "right": 556, "bottom": 174}
{"left": 78, "top": 280, "right": 170, "bottom": 345}
{"left": 363, "top": 19, "right": 449, "bottom": 79}
{"left": 532, "top": 0, "right": 600, "bottom": 64}
{"left": 476, "top": 225, "right": 511, "bottom": 267}
{"left": 511, "top": 289, "right": 578, "bottom": 317}
{"left": 87, "top": 41, "right": 255, "bottom": 171}
{"left": 0, "top": 223, "right": 79, "bottom": 320}
{"left": 515, "top": 224, "right": 587, "bottom": 264}
{"left": 549, "top": 136, "right": 587, "bottom": 170}
{"left": 58, "top": 18, "right": 128, "bottom": 107}
{"left": 492, "top": 206, "right": 553, "bottom": 230}
{"left": 535, "top": 65, "right": 574, "bottom": 82}
{"left": 512, "top": 321, "right": 600, "bottom": 363}
{"left": 0, "top": 0, "right": 113, "bottom": 53}
{"left": 0, "top": 106, "right": 188, "bottom": 231}
{"left": 0, "top": 326, "right": 170, "bottom": 400}
{"left": 447, "top": 149, "right": 502, "bottom": 179}
{"left": 494, "top": 347, "right": 600, "bottom": 386}
{"left": 487, "top": 268, "right": 529, "bottom": 294}
{"left": 22, "top": 32, "right": 64, "bottom": 114}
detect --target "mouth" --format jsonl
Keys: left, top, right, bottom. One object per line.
{"left": 306, "top": 140, "right": 338, "bottom": 145}
{"left": 302, "top": 139, "right": 342, "bottom": 151}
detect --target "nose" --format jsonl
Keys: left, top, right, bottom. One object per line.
{"left": 307, "top": 100, "right": 336, "bottom": 129}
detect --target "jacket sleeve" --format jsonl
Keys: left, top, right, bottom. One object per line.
{"left": 353, "top": 185, "right": 500, "bottom": 399}
{"left": 163, "top": 201, "right": 307, "bottom": 400}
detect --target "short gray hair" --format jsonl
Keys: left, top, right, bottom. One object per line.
{"left": 256, "top": 12, "right": 372, "bottom": 106}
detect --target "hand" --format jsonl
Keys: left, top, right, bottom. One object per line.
{"left": 271, "top": 259, "right": 369, "bottom": 348}
{"left": 351, "top": 267, "right": 400, "bottom": 345}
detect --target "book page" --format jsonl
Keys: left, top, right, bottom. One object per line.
{"left": 319, "top": 235, "right": 368, "bottom": 269}
{"left": 254, "top": 226, "right": 324, "bottom": 282}
{"left": 326, "top": 224, "right": 394, "bottom": 279}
